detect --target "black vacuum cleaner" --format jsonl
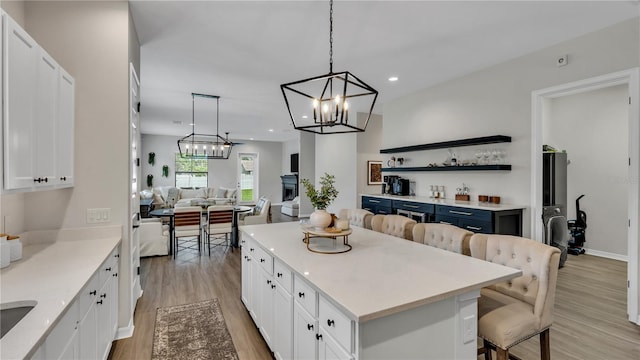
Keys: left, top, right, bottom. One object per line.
{"left": 567, "top": 195, "right": 587, "bottom": 255}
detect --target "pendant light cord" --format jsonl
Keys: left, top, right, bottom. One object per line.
{"left": 329, "top": 0, "right": 333, "bottom": 74}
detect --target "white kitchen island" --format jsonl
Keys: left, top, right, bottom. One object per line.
{"left": 240, "top": 222, "right": 521, "bottom": 360}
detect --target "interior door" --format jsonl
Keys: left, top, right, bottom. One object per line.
{"left": 129, "top": 63, "right": 142, "bottom": 307}
{"left": 237, "top": 153, "right": 259, "bottom": 204}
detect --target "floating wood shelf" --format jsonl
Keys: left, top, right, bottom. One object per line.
{"left": 381, "top": 165, "right": 512, "bottom": 172}
{"left": 380, "top": 135, "right": 511, "bottom": 154}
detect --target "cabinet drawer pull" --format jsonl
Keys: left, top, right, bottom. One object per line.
{"left": 250, "top": 248, "right": 255, "bottom": 252}
{"left": 298, "top": 292, "right": 305, "bottom": 298}
{"left": 439, "top": 221, "right": 452, "bottom": 225}
{"left": 96, "top": 300, "right": 103, "bottom": 305}
{"left": 369, "top": 199, "right": 380, "bottom": 203}
{"left": 89, "top": 290, "right": 97, "bottom": 296}
{"left": 60, "top": 176, "right": 67, "bottom": 181}
{"left": 271, "top": 284, "right": 276, "bottom": 289}
{"left": 105, "top": 267, "right": 112, "bottom": 272}
{"left": 327, "top": 319, "right": 335, "bottom": 327}
{"left": 466, "top": 225, "right": 482, "bottom": 231}
{"left": 449, "top": 210, "right": 472, "bottom": 216}
{"left": 267, "top": 280, "right": 272, "bottom": 284}
{"left": 113, "top": 273, "right": 118, "bottom": 277}
{"left": 260, "top": 258, "right": 265, "bottom": 263}
{"left": 34, "top": 178, "right": 41, "bottom": 183}
{"left": 307, "top": 323, "right": 314, "bottom": 331}
{"left": 43, "top": 177, "right": 48, "bottom": 183}
{"left": 100, "top": 294, "right": 107, "bottom": 298}
{"left": 277, "top": 272, "right": 282, "bottom": 277}
{"left": 404, "top": 204, "right": 419, "bottom": 209}
{"left": 316, "top": 334, "right": 323, "bottom": 341}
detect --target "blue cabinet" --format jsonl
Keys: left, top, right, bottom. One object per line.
{"left": 362, "top": 196, "right": 392, "bottom": 215}
{"left": 435, "top": 205, "right": 521, "bottom": 235}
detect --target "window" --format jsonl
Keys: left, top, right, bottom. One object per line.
{"left": 175, "top": 154, "right": 208, "bottom": 188}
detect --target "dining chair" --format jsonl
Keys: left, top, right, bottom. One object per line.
{"left": 238, "top": 197, "right": 271, "bottom": 225}
{"left": 470, "top": 233, "right": 561, "bottom": 360}
{"left": 202, "top": 205, "right": 234, "bottom": 255}
{"left": 412, "top": 223, "right": 473, "bottom": 255}
{"left": 370, "top": 214, "right": 416, "bottom": 240}
{"left": 338, "top": 208, "right": 374, "bottom": 229}
{"left": 173, "top": 206, "right": 202, "bottom": 257}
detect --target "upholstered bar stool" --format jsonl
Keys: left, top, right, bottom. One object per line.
{"left": 470, "top": 234, "right": 561, "bottom": 360}
{"left": 412, "top": 223, "right": 473, "bottom": 255}
{"left": 338, "top": 208, "right": 374, "bottom": 229}
{"left": 173, "top": 206, "right": 203, "bottom": 257}
{"left": 370, "top": 214, "right": 416, "bottom": 240}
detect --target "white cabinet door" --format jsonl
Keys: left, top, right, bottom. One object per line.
{"left": 78, "top": 301, "right": 98, "bottom": 360}
{"left": 34, "top": 47, "right": 58, "bottom": 186}
{"left": 57, "top": 68, "right": 74, "bottom": 186}
{"left": 109, "top": 259, "right": 119, "bottom": 340}
{"left": 241, "top": 247, "right": 252, "bottom": 309}
{"left": 3, "top": 15, "right": 37, "bottom": 190}
{"left": 293, "top": 303, "right": 317, "bottom": 360}
{"left": 97, "top": 279, "right": 111, "bottom": 360}
{"left": 317, "top": 328, "right": 352, "bottom": 360}
{"left": 258, "top": 266, "right": 275, "bottom": 348}
{"left": 248, "top": 245, "right": 259, "bottom": 322}
{"left": 274, "top": 283, "right": 293, "bottom": 360}
{"left": 58, "top": 329, "right": 79, "bottom": 360}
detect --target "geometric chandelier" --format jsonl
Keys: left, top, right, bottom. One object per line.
{"left": 177, "top": 93, "right": 233, "bottom": 159}
{"left": 280, "top": 0, "right": 378, "bottom": 135}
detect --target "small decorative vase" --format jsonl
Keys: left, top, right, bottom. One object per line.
{"left": 309, "top": 209, "right": 332, "bottom": 230}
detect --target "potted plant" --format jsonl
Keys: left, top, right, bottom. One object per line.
{"left": 301, "top": 173, "right": 339, "bottom": 230}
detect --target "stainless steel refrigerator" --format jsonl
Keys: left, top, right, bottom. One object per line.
{"left": 543, "top": 151, "right": 568, "bottom": 218}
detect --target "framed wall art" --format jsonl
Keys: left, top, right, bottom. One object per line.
{"left": 367, "top": 160, "right": 383, "bottom": 185}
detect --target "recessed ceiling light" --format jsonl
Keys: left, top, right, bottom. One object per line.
{"left": 268, "top": 129, "right": 274, "bottom": 132}
{"left": 388, "top": 76, "right": 399, "bottom": 82}
{"left": 302, "top": 115, "right": 308, "bottom": 119}
{"left": 250, "top": 137, "right": 254, "bottom": 140}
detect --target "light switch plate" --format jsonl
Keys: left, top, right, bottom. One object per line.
{"left": 87, "top": 208, "right": 111, "bottom": 224}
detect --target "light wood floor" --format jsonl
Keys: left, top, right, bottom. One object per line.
{"left": 110, "top": 219, "right": 640, "bottom": 359}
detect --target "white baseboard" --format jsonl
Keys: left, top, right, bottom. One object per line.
{"left": 584, "top": 248, "right": 628, "bottom": 262}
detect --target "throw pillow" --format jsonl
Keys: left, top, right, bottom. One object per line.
{"left": 216, "top": 188, "right": 227, "bottom": 198}
{"left": 207, "top": 187, "right": 217, "bottom": 199}
{"left": 225, "top": 189, "right": 238, "bottom": 199}
{"left": 166, "top": 187, "right": 179, "bottom": 207}
{"left": 140, "top": 190, "right": 153, "bottom": 199}
{"left": 181, "top": 188, "right": 205, "bottom": 199}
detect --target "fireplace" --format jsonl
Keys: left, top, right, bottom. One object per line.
{"left": 281, "top": 175, "right": 298, "bottom": 201}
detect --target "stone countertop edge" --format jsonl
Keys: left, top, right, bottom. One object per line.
{"left": 0, "top": 234, "right": 122, "bottom": 360}
{"left": 361, "top": 193, "right": 526, "bottom": 211}
{"left": 240, "top": 223, "right": 521, "bottom": 323}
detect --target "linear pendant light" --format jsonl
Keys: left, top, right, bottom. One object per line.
{"left": 177, "top": 93, "right": 233, "bottom": 159}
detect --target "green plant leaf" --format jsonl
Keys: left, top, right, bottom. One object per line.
{"left": 301, "top": 173, "right": 338, "bottom": 210}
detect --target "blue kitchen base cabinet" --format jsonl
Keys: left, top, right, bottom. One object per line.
{"left": 435, "top": 205, "right": 522, "bottom": 235}
{"left": 362, "top": 196, "right": 392, "bottom": 215}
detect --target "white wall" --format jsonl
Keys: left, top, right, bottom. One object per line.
{"left": 383, "top": 18, "right": 640, "bottom": 238}
{"left": 546, "top": 84, "right": 628, "bottom": 256}
{"left": 141, "top": 134, "right": 284, "bottom": 204}
{"left": 282, "top": 138, "right": 299, "bottom": 176}
{"left": 298, "top": 132, "right": 315, "bottom": 216}
{"left": 315, "top": 133, "right": 358, "bottom": 215}
{"left": 357, "top": 113, "right": 383, "bottom": 206}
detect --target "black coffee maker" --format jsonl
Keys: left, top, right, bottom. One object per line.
{"left": 392, "top": 177, "right": 410, "bottom": 196}
{"left": 383, "top": 176, "right": 398, "bottom": 194}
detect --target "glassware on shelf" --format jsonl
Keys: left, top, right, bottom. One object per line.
{"left": 482, "top": 150, "right": 491, "bottom": 165}
{"left": 475, "top": 151, "right": 483, "bottom": 165}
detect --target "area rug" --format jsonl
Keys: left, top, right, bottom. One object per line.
{"left": 152, "top": 299, "right": 240, "bottom": 360}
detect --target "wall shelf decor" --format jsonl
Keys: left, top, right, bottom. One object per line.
{"left": 380, "top": 135, "right": 511, "bottom": 154}
{"left": 381, "top": 165, "right": 511, "bottom": 172}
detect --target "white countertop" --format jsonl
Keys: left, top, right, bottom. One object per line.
{"left": 362, "top": 193, "right": 526, "bottom": 211}
{"left": 0, "top": 236, "right": 121, "bottom": 360}
{"left": 241, "top": 222, "right": 520, "bottom": 322}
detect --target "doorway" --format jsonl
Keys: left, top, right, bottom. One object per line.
{"left": 237, "top": 153, "right": 259, "bottom": 205}
{"left": 531, "top": 68, "right": 640, "bottom": 324}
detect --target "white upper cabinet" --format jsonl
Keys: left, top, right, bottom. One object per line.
{"left": 57, "top": 68, "right": 75, "bottom": 186}
{"left": 2, "top": 11, "right": 75, "bottom": 191}
{"left": 3, "top": 14, "right": 37, "bottom": 190}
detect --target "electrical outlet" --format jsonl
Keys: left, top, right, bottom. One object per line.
{"left": 87, "top": 208, "right": 111, "bottom": 224}
{"left": 557, "top": 54, "right": 568, "bottom": 67}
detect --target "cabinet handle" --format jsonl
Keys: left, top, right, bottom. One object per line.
{"left": 244, "top": 255, "right": 248, "bottom": 260}
{"left": 439, "top": 221, "right": 452, "bottom": 225}
{"left": 260, "top": 258, "right": 265, "bottom": 263}
{"left": 267, "top": 280, "right": 272, "bottom": 284}
{"left": 250, "top": 248, "right": 255, "bottom": 252}
{"left": 369, "top": 199, "right": 380, "bottom": 203}
{"left": 43, "top": 177, "right": 48, "bottom": 183}
{"left": 60, "top": 176, "right": 67, "bottom": 181}
{"left": 466, "top": 226, "right": 482, "bottom": 231}
{"left": 404, "top": 204, "right": 419, "bottom": 209}
{"left": 115, "top": 254, "right": 120, "bottom": 258}
{"left": 113, "top": 273, "right": 118, "bottom": 277}
{"left": 90, "top": 290, "right": 97, "bottom": 296}
{"left": 307, "top": 324, "right": 314, "bottom": 331}
{"left": 271, "top": 284, "right": 276, "bottom": 289}
{"left": 277, "top": 272, "right": 282, "bottom": 277}
{"left": 97, "top": 300, "right": 103, "bottom": 305}
{"left": 449, "top": 210, "right": 472, "bottom": 216}
{"left": 105, "top": 267, "right": 112, "bottom": 272}
{"left": 316, "top": 334, "right": 323, "bottom": 341}
{"left": 100, "top": 293, "right": 107, "bottom": 298}
{"left": 327, "top": 319, "right": 335, "bottom": 327}
{"left": 34, "top": 178, "right": 41, "bottom": 183}
{"left": 298, "top": 292, "right": 305, "bottom": 298}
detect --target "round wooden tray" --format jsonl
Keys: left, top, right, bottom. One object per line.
{"left": 300, "top": 225, "right": 352, "bottom": 254}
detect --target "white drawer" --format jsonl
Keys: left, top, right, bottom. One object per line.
{"left": 255, "top": 246, "right": 273, "bottom": 275}
{"left": 294, "top": 275, "right": 317, "bottom": 317}
{"left": 79, "top": 272, "right": 99, "bottom": 317}
{"left": 274, "top": 259, "right": 292, "bottom": 294}
{"left": 319, "top": 295, "right": 353, "bottom": 353}
{"left": 98, "top": 248, "right": 118, "bottom": 286}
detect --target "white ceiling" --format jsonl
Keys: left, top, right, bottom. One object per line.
{"left": 130, "top": 0, "right": 639, "bottom": 142}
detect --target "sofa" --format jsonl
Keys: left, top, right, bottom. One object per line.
{"left": 141, "top": 186, "right": 237, "bottom": 208}
{"left": 280, "top": 196, "right": 299, "bottom": 217}
{"left": 139, "top": 218, "right": 170, "bottom": 257}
